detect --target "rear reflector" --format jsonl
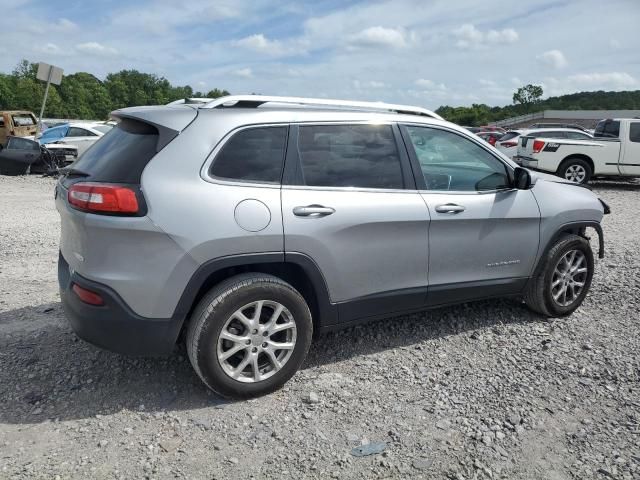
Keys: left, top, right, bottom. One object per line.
{"left": 68, "top": 182, "right": 139, "bottom": 214}
{"left": 533, "top": 140, "right": 546, "bottom": 153}
{"left": 72, "top": 284, "right": 105, "bottom": 306}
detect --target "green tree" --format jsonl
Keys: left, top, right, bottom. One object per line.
{"left": 512, "top": 84, "right": 544, "bottom": 111}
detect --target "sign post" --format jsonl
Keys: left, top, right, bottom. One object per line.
{"left": 36, "top": 62, "right": 63, "bottom": 135}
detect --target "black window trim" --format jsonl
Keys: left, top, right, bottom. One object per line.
{"left": 203, "top": 123, "right": 290, "bottom": 188}
{"left": 399, "top": 123, "right": 516, "bottom": 194}
{"left": 282, "top": 121, "right": 416, "bottom": 192}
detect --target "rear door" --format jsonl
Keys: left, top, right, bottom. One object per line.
{"left": 401, "top": 124, "right": 540, "bottom": 304}
{"left": 620, "top": 121, "right": 640, "bottom": 176}
{"left": 281, "top": 123, "right": 430, "bottom": 319}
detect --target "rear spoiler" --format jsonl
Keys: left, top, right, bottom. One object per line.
{"left": 111, "top": 106, "right": 197, "bottom": 150}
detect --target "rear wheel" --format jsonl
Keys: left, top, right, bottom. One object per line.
{"left": 524, "top": 234, "right": 594, "bottom": 317}
{"left": 557, "top": 157, "right": 592, "bottom": 184}
{"left": 186, "top": 273, "right": 313, "bottom": 398}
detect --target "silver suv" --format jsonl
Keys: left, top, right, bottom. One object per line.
{"left": 56, "top": 95, "right": 609, "bottom": 398}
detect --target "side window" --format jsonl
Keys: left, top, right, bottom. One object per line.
{"left": 67, "top": 127, "right": 95, "bottom": 137}
{"left": 629, "top": 123, "right": 640, "bottom": 143}
{"left": 210, "top": 126, "right": 287, "bottom": 183}
{"left": 566, "top": 131, "right": 591, "bottom": 140}
{"left": 537, "top": 131, "right": 566, "bottom": 138}
{"left": 405, "top": 126, "right": 510, "bottom": 192}
{"left": 296, "top": 124, "right": 403, "bottom": 189}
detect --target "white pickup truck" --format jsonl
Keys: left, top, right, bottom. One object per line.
{"left": 515, "top": 118, "right": 640, "bottom": 184}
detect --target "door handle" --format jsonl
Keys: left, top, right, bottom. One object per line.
{"left": 434, "top": 203, "right": 466, "bottom": 214}
{"left": 293, "top": 205, "right": 335, "bottom": 217}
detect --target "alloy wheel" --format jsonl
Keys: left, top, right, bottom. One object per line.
{"left": 550, "top": 249, "right": 588, "bottom": 307}
{"left": 217, "top": 300, "right": 297, "bottom": 383}
{"left": 564, "top": 164, "right": 587, "bottom": 183}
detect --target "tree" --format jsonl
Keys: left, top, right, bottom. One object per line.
{"left": 512, "top": 84, "right": 544, "bottom": 108}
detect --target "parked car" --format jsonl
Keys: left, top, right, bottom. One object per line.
{"left": 37, "top": 124, "right": 79, "bottom": 165}
{"left": 0, "top": 136, "right": 71, "bottom": 175}
{"left": 496, "top": 128, "right": 593, "bottom": 159}
{"left": 54, "top": 122, "right": 113, "bottom": 156}
{"left": 476, "top": 131, "right": 503, "bottom": 146}
{"left": 0, "top": 111, "right": 38, "bottom": 145}
{"left": 515, "top": 118, "right": 640, "bottom": 183}
{"left": 479, "top": 125, "right": 506, "bottom": 134}
{"left": 56, "top": 95, "right": 608, "bottom": 398}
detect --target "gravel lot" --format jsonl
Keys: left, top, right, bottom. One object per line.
{"left": 1, "top": 175, "right": 639, "bottom": 480}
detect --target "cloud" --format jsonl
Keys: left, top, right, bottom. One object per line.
{"left": 537, "top": 50, "right": 567, "bottom": 69}
{"left": 232, "top": 67, "right": 253, "bottom": 78}
{"left": 233, "top": 33, "right": 306, "bottom": 57}
{"left": 55, "top": 18, "right": 78, "bottom": 31}
{"left": 348, "top": 26, "right": 411, "bottom": 49}
{"left": 353, "top": 79, "right": 387, "bottom": 89}
{"left": 76, "top": 42, "right": 118, "bottom": 56}
{"left": 453, "top": 24, "right": 518, "bottom": 49}
{"left": 567, "top": 72, "right": 638, "bottom": 88}
{"left": 415, "top": 79, "right": 446, "bottom": 90}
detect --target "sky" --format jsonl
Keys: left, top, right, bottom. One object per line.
{"left": 2, "top": 0, "right": 639, "bottom": 109}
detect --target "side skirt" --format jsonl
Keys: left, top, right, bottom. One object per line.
{"left": 320, "top": 277, "right": 528, "bottom": 333}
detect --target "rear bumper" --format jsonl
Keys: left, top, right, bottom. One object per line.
{"left": 513, "top": 156, "right": 539, "bottom": 168}
{"left": 58, "top": 252, "right": 182, "bottom": 356}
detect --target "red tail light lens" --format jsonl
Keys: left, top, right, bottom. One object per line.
{"left": 533, "top": 140, "right": 546, "bottom": 153}
{"left": 72, "top": 284, "right": 105, "bottom": 306}
{"left": 68, "top": 182, "right": 139, "bottom": 214}
{"left": 501, "top": 141, "right": 518, "bottom": 148}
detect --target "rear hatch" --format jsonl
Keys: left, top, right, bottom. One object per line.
{"left": 55, "top": 106, "right": 197, "bottom": 316}
{"left": 518, "top": 135, "right": 535, "bottom": 157}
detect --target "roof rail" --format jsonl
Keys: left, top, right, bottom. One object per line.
{"left": 200, "top": 95, "right": 443, "bottom": 120}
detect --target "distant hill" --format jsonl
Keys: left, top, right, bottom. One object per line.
{"left": 435, "top": 90, "right": 640, "bottom": 126}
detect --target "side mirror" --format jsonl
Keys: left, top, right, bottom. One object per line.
{"left": 513, "top": 167, "right": 531, "bottom": 190}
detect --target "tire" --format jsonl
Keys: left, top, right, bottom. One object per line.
{"left": 186, "top": 273, "right": 313, "bottom": 398}
{"left": 524, "top": 234, "right": 594, "bottom": 317}
{"left": 557, "top": 157, "right": 592, "bottom": 184}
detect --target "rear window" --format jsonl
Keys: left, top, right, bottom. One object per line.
{"left": 12, "top": 114, "right": 36, "bottom": 127}
{"left": 71, "top": 119, "right": 159, "bottom": 183}
{"left": 594, "top": 120, "right": 620, "bottom": 138}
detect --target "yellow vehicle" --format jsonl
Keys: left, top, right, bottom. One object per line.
{"left": 0, "top": 111, "right": 38, "bottom": 145}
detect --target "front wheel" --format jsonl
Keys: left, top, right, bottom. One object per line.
{"left": 186, "top": 273, "right": 313, "bottom": 398}
{"left": 557, "top": 158, "right": 592, "bottom": 184}
{"left": 524, "top": 234, "right": 594, "bottom": 317}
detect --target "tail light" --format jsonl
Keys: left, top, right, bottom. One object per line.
{"left": 500, "top": 141, "right": 518, "bottom": 148}
{"left": 533, "top": 140, "right": 546, "bottom": 153}
{"left": 68, "top": 182, "right": 140, "bottom": 214}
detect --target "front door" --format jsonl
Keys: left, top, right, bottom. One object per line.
{"left": 66, "top": 126, "right": 99, "bottom": 155}
{"left": 401, "top": 124, "right": 540, "bottom": 304}
{"left": 281, "top": 123, "right": 430, "bottom": 321}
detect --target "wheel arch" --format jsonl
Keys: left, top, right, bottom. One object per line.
{"left": 173, "top": 252, "right": 337, "bottom": 338}
{"left": 532, "top": 221, "right": 604, "bottom": 277}
{"left": 558, "top": 154, "right": 594, "bottom": 174}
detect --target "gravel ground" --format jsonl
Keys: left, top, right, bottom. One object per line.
{"left": 0, "top": 175, "right": 639, "bottom": 480}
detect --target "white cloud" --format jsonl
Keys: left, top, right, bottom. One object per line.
{"left": 415, "top": 79, "right": 446, "bottom": 90}
{"left": 537, "top": 50, "right": 567, "bottom": 69}
{"left": 348, "top": 26, "right": 410, "bottom": 49}
{"left": 55, "top": 18, "right": 78, "bottom": 31}
{"left": 453, "top": 24, "right": 518, "bottom": 49}
{"left": 232, "top": 67, "right": 253, "bottom": 78}
{"left": 353, "top": 79, "right": 387, "bottom": 89}
{"left": 37, "top": 43, "right": 62, "bottom": 55}
{"left": 76, "top": 42, "right": 118, "bottom": 56}
{"left": 233, "top": 33, "right": 306, "bottom": 57}
{"left": 567, "top": 72, "right": 638, "bottom": 88}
